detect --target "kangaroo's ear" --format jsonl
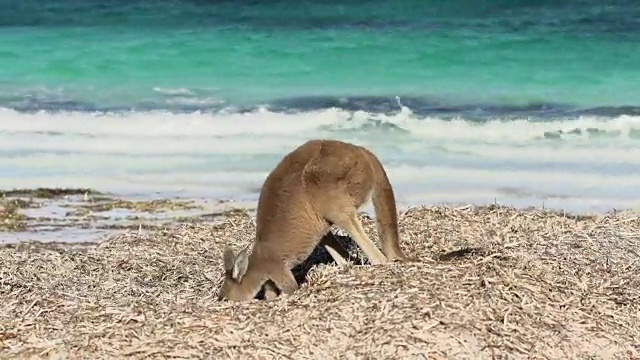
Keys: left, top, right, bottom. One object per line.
{"left": 223, "top": 247, "right": 236, "bottom": 273}
{"left": 232, "top": 248, "right": 249, "bottom": 281}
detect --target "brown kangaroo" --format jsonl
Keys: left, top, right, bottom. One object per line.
{"left": 217, "top": 139, "right": 410, "bottom": 302}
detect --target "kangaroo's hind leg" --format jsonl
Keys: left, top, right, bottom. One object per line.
{"left": 329, "top": 210, "right": 388, "bottom": 265}
{"left": 302, "top": 143, "right": 388, "bottom": 265}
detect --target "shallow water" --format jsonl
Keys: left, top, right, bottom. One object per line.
{"left": 0, "top": 194, "right": 254, "bottom": 244}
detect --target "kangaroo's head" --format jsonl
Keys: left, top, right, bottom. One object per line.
{"left": 217, "top": 247, "right": 252, "bottom": 301}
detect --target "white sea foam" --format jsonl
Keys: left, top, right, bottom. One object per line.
{"left": 152, "top": 87, "right": 195, "bottom": 96}
{"left": 1, "top": 107, "right": 639, "bottom": 213}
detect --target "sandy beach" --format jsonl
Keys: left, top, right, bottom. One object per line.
{"left": 1, "top": 193, "right": 639, "bottom": 359}
{"left": 3, "top": 0, "right": 640, "bottom": 358}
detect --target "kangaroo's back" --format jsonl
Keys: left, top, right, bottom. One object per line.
{"left": 254, "top": 140, "right": 327, "bottom": 247}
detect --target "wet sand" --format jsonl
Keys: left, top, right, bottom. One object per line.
{"left": 0, "top": 188, "right": 256, "bottom": 245}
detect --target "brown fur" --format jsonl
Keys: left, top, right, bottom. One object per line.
{"left": 218, "top": 139, "right": 411, "bottom": 302}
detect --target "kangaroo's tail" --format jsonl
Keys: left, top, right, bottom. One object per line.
{"left": 363, "top": 148, "right": 409, "bottom": 262}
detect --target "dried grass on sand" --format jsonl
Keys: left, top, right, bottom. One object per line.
{"left": 1, "top": 205, "right": 640, "bottom": 359}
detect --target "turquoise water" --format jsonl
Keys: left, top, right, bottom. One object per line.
{"left": 2, "top": 0, "right": 639, "bottom": 111}
{"left": 1, "top": 0, "right": 640, "bottom": 213}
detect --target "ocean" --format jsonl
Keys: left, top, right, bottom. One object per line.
{"left": 1, "top": 0, "right": 639, "bottom": 214}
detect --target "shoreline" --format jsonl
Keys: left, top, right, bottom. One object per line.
{"left": 1, "top": 186, "right": 638, "bottom": 245}
{"left": 1, "top": 201, "right": 638, "bottom": 358}
{"left": 0, "top": 187, "right": 258, "bottom": 245}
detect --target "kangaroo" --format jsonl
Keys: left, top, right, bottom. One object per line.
{"left": 217, "top": 139, "right": 411, "bottom": 302}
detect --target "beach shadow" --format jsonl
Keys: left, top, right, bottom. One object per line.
{"left": 252, "top": 234, "right": 492, "bottom": 300}
{"left": 252, "top": 236, "right": 491, "bottom": 300}
{"left": 437, "top": 247, "right": 487, "bottom": 261}
{"left": 255, "top": 231, "right": 366, "bottom": 300}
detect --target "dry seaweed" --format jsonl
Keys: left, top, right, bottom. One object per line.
{"left": 0, "top": 187, "right": 101, "bottom": 199}
{"left": 0, "top": 194, "right": 218, "bottom": 238}
{"left": 0, "top": 199, "right": 30, "bottom": 231}
{"left": 69, "top": 199, "right": 203, "bottom": 214}
{"left": 1, "top": 204, "right": 639, "bottom": 359}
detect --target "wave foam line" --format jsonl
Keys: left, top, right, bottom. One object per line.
{"left": 2, "top": 135, "right": 639, "bottom": 179}
{"left": 1, "top": 107, "right": 639, "bottom": 144}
